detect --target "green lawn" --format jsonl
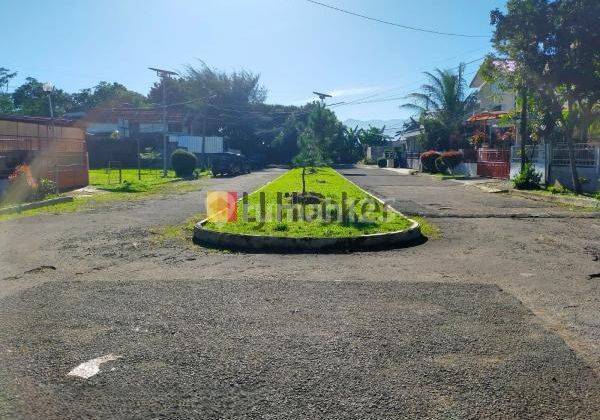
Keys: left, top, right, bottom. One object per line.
{"left": 540, "top": 186, "right": 600, "bottom": 201}
{"left": 89, "top": 168, "right": 182, "bottom": 193}
{"left": 203, "top": 167, "right": 413, "bottom": 238}
{"left": 0, "top": 168, "right": 209, "bottom": 222}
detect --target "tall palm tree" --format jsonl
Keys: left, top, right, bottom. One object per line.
{"left": 401, "top": 63, "right": 477, "bottom": 132}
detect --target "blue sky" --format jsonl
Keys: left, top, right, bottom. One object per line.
{"left": 2, "top": 0, "right": 505, "bottom": 121}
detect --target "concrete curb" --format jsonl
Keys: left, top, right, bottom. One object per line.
{"left": 194, "top": 169, "right": 422, "bottom": 252}
{"left": 382, "top": 167, "right": 418, "bottom": 175}
{"left": 473, "top": 185, "right": 509, "bottom": 194}
{"left": 0, "top": 196, "right": 74, "bottom": 215}
{"left": 193, "top": 220, "right": 422, "bottom": 252}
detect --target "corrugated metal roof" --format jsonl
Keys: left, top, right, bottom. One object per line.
{"left": 0, "top": 114, "right": 76, "bottom": 127}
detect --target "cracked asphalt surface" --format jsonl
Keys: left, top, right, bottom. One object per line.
{"left": 1, "top": 166, "right": 599, "bottom": 419}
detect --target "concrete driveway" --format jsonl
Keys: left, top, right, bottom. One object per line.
{"left": 1, "top": 166, "right": 599, "bottom": 418}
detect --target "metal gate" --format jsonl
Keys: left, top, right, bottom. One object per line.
{"left": 477, "top": 149, "right": 510, "bottom": 179}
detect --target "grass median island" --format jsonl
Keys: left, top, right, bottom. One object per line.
{"left": 202, "top": 167, "right": 413, "bottom": 238}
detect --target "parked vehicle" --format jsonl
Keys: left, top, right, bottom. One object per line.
{"left": 209, "top": 153, "right": 250, "bottom": 177}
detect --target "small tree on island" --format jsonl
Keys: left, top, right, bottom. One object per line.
{"left": 292, "top": 129, "right": 328, "bottom": 197}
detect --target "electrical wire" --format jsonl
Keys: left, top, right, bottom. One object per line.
{"left": 305, "top": 0, "right": 489, "bottom": 38}
{"left": 329, "top": 57, "right": 485, "bottom": 109}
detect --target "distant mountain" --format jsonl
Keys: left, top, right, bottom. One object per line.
{"left": 343, "top": 119, "right": 405, "bottom": 137}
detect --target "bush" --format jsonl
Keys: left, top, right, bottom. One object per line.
{"left": 435, "top": 150, "right": 463, "bottom": 174}
{"left": 171, "top": 149, "right": 197, "bottom": 177}
{"left": 377, "top": 158, "right": 387, "bottom": 168}
{"left": 512, "top": 163, "right": 541, "bottom": 190}
{"left": 36, "top": 178, "right": 57, "bottom": 199}
{"left": 362, "top": 158, "right": 377, "bottom": 165}
{"left": 420, "top": 150, "right": 441, "bottom": 172}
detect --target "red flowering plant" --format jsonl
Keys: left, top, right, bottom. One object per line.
{"left": 420, "top": 150, "right": 441, "bottom": 173}
{"left": 435, "top": 150, "right": 464, "bottom": 174}
{"left": 469, "top": 130, "right": 486, "bottom": 147}
{"left": 499, "top": 127, "right": 515, "bottom": 143}
{"left": 7, "top": 164, "right": 38, "bottom": 202}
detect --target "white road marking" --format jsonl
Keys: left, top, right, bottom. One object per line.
{"left": 67, "top": 354, "right": 122, "bottom": 379}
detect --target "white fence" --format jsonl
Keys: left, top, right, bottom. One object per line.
{"left": 510, "top": 144, "right": 549, "bottom": 182}
{"left": 168, "top": 135, "right": 224, "bottom": 154}
{"left": 510, "top": 143, "right": 600, "bottom": 192}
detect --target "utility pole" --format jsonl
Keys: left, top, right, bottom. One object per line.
{"left": 149, "top": 67, "right": 178, "bottom": 177}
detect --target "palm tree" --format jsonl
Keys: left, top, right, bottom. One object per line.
{"left": 401, "top": 63, "right": 477, "bottom": 134}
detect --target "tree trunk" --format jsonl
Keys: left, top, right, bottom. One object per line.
{"left": 301, "top": 166, "right": 306, "bottom": 195}
{"left": 565, "top": 138, "right": 581, "bottom": 193}
{"left": 519, "top": 87, "right": 529, "bottom": 171}
{"left": 565, "top": 101, "right": 581, "bottom": 193}
{"left": 577, "top": 100, "right": 591, "bottom": 143}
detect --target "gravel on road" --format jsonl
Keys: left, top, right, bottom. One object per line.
{"left": 1, "top": 279, "right": 599, "bottom": 419}
{"left": 0, "top": 166, "right": 599, "bottom": 418}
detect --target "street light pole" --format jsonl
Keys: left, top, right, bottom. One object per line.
{"left": 149, "top": 67, "right": 178, "bottom": 177}
{"left": 48, "top": 93, "right": 54, "bottom": 119}
{"left": 162, "top": 78, "right": 167, "bottom": 176}
{"left": 313, "top": 91, "right": 332, "bottom": 105}
{"left": 43, "top": 83, "right": 55, "bottom": 120}
{"left": 43, "top": 83, "right": 57, "bottom": 192}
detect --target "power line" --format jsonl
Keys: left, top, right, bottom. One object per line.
{"left": 305, "top": 0, "right": 489, "bottom": 38}
{"left": 329, "top": 58, "right": 484, "bottom": 108}
{"left": 334, "top": 68, "right": 479, "bottom": 108}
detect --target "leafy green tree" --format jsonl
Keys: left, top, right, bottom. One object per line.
{"left": 489, "top": 0, "right": 553, "bottom": 170}
{"left": 11, "top": 77, "right": 74, "bottom": 116}
{"left": 401, "top": 63, "right": 477, "bottom": 149}
{"left": 305, "top": 101, "right": 339, "bottom": 157}
{"left": 358, "top": 126, "right": 389, "bottom": 147}
{"left": 71, "top": 82, "right": 147, "bottom": 110}
{"left": 271, "top": 107, "right": 309, "bottom": 163}
{"left": 0, "top": 66, "right": 15, "bottom": 112}
{"left": 331, "top": 125, "right": 362, "bottom": 164}
{"left": 293, "top": 129, "right": 328, "bottom": 196}
{"left": 417, "top": 118, "right": 451, "bottom": 151}
{"left": 0, "top": 67, "right": 17, "bottom": 93}
{"left": 0, "top": 95, "right": 13, "bottom": 114}
{"left": 490, "top": 0, "right": 600, "bottom": 191}
{"left": 148, "top": 62, "right": 268, "bottom": 155}
{"left": 291, "top": 102, "right": 340, "bottom": 195}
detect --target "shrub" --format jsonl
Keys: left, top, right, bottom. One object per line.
{"left": 377, "top": 158, "right": 387, "bottom": 168}
{"left": 362, "top": 158, "right": 377, "bottom": 165}
{"left": 512, "top": 163, "right": 541, "bottom": 190}
{"left": 171, "top": 149, "right": 197, "bottom": 177}
{"left": 420, "top": 150, "right": 441, "bottom": 172}
{"left": 436, "top": 150, "right": 463, "bottom": 174}
{"left": 36, "top": 178, "right": 57, "bottom": 199}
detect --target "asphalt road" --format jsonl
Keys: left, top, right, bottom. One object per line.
{"left": 1, "top": 166, "right": 599, "bottom": 419}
